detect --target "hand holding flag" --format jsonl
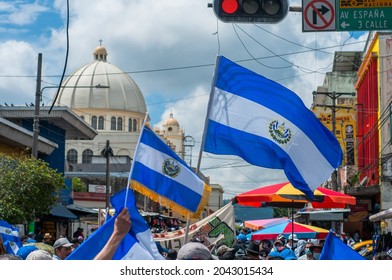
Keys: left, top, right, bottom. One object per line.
{"left": 67, "top": 189, "right": 164, "bottom": 260}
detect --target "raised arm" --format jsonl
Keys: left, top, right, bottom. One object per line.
{"left": 94, "top": 208, "right": 131, "bottom": 260}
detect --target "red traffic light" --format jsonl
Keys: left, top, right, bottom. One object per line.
{"left": 213, "top": 0, "right": 289, "bottom": 24}
{"left": 221, "top": 0, "right": 239, "bottom": 14}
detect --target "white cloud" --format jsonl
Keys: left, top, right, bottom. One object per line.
{"left": 0, "top": 0, "right": 367, "bottom": 199}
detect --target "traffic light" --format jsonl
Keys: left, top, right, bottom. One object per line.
{"left": 213, "top": 0, "right": 289, "bottom": 23}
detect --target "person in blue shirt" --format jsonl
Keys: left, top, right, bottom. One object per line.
{"left": 236, "top": 228, "right": 249, "bottom": 244}
{"left": 267, "top": 239, "right": 297, "bottom": 260}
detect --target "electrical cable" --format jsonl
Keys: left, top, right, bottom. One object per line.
{"left": 48, "top": 0, "right": 70, "bottom": 114}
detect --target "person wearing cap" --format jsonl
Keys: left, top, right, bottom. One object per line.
{"left": 176, "top": 241, "right": 218, "bottom": 260}
{"left": 286, "top": 234, "right": 299, "bottom": 250}
{"left": 216, "top": 244, "right": 235, "bottom": 260}
{"left": 267, "top": 239, "right": 297, "bottom": 260}
{"left": 26, "top": 249, "right": 53, "bottom": 260}
{"left": 52, "top": 238, "right": 73, "bottom": 260}
{"left": 270, "top": 235, "right": 286, "bottom": 253}
{"left": 277, "top": 234, "right": 286, "bottom": 245}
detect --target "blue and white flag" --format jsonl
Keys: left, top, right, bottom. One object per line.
{"left": 0, "top": 220, "right": 22, "bottom": 254}
{"left": 131, "top": 125, "right": 211, "bottom": 217}
{"left": 319, "top": 231, "right": 366, "bottom": 260}
{"left": 67, "top": 188, "right": 164, "bottom": 260}
{"left": 203, "top": 56, "right": 342, "bottom": 198}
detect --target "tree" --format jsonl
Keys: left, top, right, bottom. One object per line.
{"left": 72, "top": 177, "right": 87, "bottom": 192}
{"left": 0, "top": 153, "right": 64, "bottom": 224}
{"left": 273, "top": 207, "right": 289, "bottom": 218}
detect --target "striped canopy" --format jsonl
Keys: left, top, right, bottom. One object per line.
{"left": 248, "top": 220, "right": 329, "bottom": 240}
{"left": 234, "top": 182, "right": 356, "bottom": 209}
{"left": 244, "top": 217, "right": 289, "bottom": 231}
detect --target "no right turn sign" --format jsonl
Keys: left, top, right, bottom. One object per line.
{"left": 303, "top": 0, "right": 336, "bottom": 32}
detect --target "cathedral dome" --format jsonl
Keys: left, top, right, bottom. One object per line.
{"left": 55, "top": 44, "right": 147, "bottom": 113}
{"left": 163, "top": 112, "right": 179, "bottom": 127}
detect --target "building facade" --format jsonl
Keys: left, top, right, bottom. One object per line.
{"left": 55, "top": 43, "right": 220, "bottom": 224}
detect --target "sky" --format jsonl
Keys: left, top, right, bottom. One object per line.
{"left": 0, "top": 0, "right": 368, "bottom": 199}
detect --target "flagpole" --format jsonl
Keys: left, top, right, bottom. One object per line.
{"left": 196, "top": 55, "right": 221, "bottom": 173}
{"left": 184, "top": 55, "right": 221, "bottom": 244}
{"left": 124, "top": 113, "right": 149, "bottom": 208}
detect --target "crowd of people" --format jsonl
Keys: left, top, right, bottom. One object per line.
{"left": 1, "top": 210, "right": 392, "bottom": 260}
{"left": 0, "top": 227, "right": 88, "bottom": 260}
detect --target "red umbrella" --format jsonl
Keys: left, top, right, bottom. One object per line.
{"left": 233, "top": 181, "right": 356, "bottom": 209}
{"left": 233, "top": 182, "right": 356, "bottom": 245}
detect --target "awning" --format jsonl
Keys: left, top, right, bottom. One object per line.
{"left": 67, "top": 204, "right": 98, "bottom": 216}
{"left": 297, "top": 209, "right": 351, "bottom": 221}
{"left": 369, "top": 208, "right": 392, "bottom": 222}
{"left": 50, "top": 204, "right": 77, "bottom": 219}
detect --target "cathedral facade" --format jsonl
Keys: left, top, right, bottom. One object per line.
{"left": 56, "top": 44, "right": 185, "bottom": 210}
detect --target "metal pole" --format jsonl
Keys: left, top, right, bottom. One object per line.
{"left": 32, "top": 53, "right": 42, "bottom": 158}
{"left": 102, "top": 140, "right": 113, "bottom": 210}
{"left": 331, "top": 91, "right": 337, "bottom": 136}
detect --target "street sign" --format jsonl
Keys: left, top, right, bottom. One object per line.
{"left": 303, "top": 0, "right": 336, "bottom": 32}
{"left": 336, "top": 0, "right": 392, "bottom": 31}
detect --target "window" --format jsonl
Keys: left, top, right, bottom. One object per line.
{"left": 91, "top": 116, "right": 97, "bottom": 129}
{"left": 82, "top": 149, "right": 93, "bottom": 164}
{"left": 111, "top": 116, "right": 116, "bottom": 130}
{"left": 117, "top": 117, "right": 123, "bottom": 131}
{"left": 98, "top": 116, "right": 104, "bottom": 130}
{"left": 67, "top": 149, "right": 78, "bottom": 164}
{"left": 128, "top": 118, "right": 138, "bottom": 132}
{"left": 132, "top": 119, "right": 137, "bottom": 132}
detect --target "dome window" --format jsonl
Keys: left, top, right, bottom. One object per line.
{"left": 98, "top": 116, "right": 104, "bottom": 130}
{"left": 117, "top": 117, "right": 123, "bottom": 131}
{"left": 128, "top": 118, "right": 138, "bottom": 132}
{"left": 91, "top": 116, "right": 97, "bottom": 129}
{"left": 133, "top": 119, "right": 137, "bottom": 132}
{"left": 111, "top": 116, "right": 116, "bottom": 130}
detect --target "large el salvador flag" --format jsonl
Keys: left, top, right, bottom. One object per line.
{"left": 203, "top": 56, "right": 342, "bottom": 198}
{"left": 131, "top": 125, "right": 211, "bottom": 217}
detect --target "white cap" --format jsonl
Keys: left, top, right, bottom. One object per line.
{"left": 26, "top": 250, "right": 52, "bottom": 260}
{"left": 288, "top": 234, "right": 298, "bottom": 241}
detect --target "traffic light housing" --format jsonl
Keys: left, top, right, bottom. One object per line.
{"left": 213, "top": 0, "right": 289, "bottom": 23}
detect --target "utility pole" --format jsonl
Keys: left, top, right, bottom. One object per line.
{"left": 312, "top": 90, "right": 355, "bottom": 191}
{"left": 32, "top": 53, "right": 42, "bottom": 158}
{"left": 313, "top": 90, "right": 355, "bottom": 234}
{"left": 101, "top": 140, "right": 113, "bottom": 210}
